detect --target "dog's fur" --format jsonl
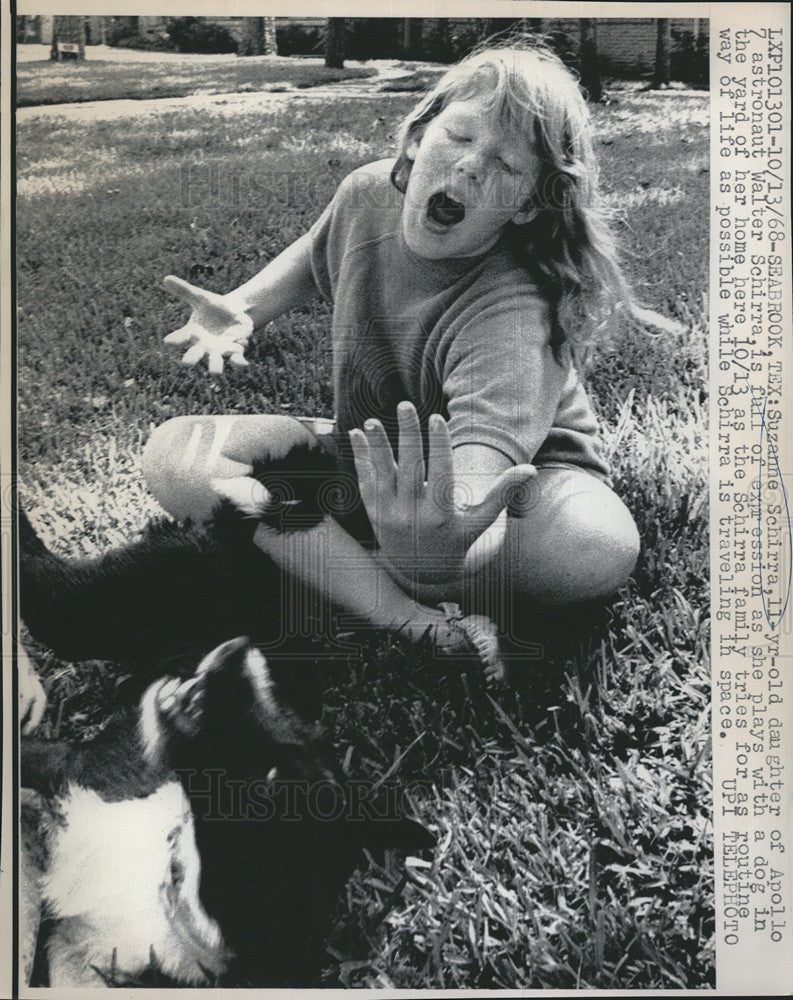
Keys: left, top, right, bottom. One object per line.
{"left": 22, "top": 636, "right": 433, "bottom": 987}
{"left": 20, "top": 503, "right": 328, "bottom": 705}
{"left": 18, "top": 463, "right": 433, "bottom": 987}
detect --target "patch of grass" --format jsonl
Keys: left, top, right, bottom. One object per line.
{"left": 17, "top": 92, "right": 712, "bottom": 988}
{"left": 16, "top": 56, "right": 376, "bottom": 107}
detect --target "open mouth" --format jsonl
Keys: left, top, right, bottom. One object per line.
{"left": 426, "top": 191, "right": 466, "bottom": 227}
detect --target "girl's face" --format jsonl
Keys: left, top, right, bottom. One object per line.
{"left": 402, "top": 93, "right": 540, "bottom": 260}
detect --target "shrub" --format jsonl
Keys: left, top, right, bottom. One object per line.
{"left": 408, "top": 17, "right": 498, "bottom": 63}
{"left": 421, "top": 19, "right": 558, "bottom": 66}
{"left": 275, "top": 22, "right": 324, "bottom": 56}
{"left": 537, "top": 26, "right": 581, "bottom": 73}
{"left": 105, "top": 17, "right": 136, "bottom": 46}
{"left": 415, "top": 20, "right": 487, "bottom": 64}
{"left": 105, "top": 17, "right": 173, "bottom": 52}
{"left": 278, "top": 18, "right": 514, "bottom": 64}
{"left": 418, "top": 23, "right": 454, "bottom": 63}
{"left": 165, "top": 17, "right": 237, "bottom": 55}
{"left": 343, "top": 18, "right": 401, "bottom": 60}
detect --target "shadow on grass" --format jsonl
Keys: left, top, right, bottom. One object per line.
{"left": 16, "top": 58, "right": 377, "bottom": 108}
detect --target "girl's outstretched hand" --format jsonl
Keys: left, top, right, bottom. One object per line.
{"left": 350, "top": 402, "right": 536, "bottom": 585}
{"left": 163, "top": 275, "right": 254, "bottom": 375}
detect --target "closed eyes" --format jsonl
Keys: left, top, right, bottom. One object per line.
{"left": 442, "top": 123, "right": 523, "bottom": 178}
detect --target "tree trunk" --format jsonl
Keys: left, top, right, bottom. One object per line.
{"left": 402, "top": 18, "right": 423, "bottom": 59}
{"left": 262, "top": 17, "right": 276, "bottom": 55}
{"left": 51, "top": 15, "right": 86, "bottom": 61}
{"left": 695, "top": 18, "right": 708, "bottom": 57}
{"left": 653, "top": 18, "right": 671, "bottom": 88}
{"left": 239, "top": 17, "right": 277, "bottom": 56}
{"left": 433, "top": 18, "right": 451, "bottom": 62}
{"left": 239, "top": 17, "right": 263, "bottom": 56}
{"left": 579, "top": 19, "right": 602, "bottom": 102}
{"left": 325, "top": 18, "right": 346, "bottom": 69}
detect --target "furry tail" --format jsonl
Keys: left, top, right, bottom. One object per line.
{"left": 19, "top": 507, "right": 283, "bottom": 667}
{"left": 17, "top": 437, "right": 343, "bottom": 668}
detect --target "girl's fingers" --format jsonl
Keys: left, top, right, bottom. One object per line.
{"left": 396, "top": 401, "right": 425, "bottom": 502}
{"left": 181, "top": 342, "right": 207, "bottom": 366}
{"left": 19, "top": 647, "right": 46, "bottom": 735}
{"left": 22, "top": 693, "right": 46, "bottom": 736}
{"left": 363, "top": 419, "right": 397, "bottom": 492}
{"left": 460, "top": 464, "right": 537, "bottom": 536}
{"left": 207, "top": 350, "right": 225, "bottom": 375}
{"left": 349, "top": 429, "right": 376, "bottom": 505}
{"left": 427, "top": 413, "right": 455, "bottom": 508}
{"left": 164, "top": 322, "right": 198, "bottom": 345}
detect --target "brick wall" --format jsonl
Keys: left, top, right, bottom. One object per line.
{"left": 543, "top": 17, "right": 708, "bottom": 74}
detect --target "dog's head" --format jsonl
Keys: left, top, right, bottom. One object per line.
{"left": 141, "top": 636, "right": 434, "bottom": 983}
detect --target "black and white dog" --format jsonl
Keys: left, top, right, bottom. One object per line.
{"left": 19, "top": 487, "right": 434, "bottom": 988}
{"left": 19, "top": 439, "right": 350, "bottom": 672}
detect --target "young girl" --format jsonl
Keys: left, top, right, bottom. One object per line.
{"left": 143, "top": 44, "right": 646, "bottom": 683}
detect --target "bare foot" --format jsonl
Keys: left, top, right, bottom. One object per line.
{"left": 392, "top": 602, "right": 506, "bottom": 685}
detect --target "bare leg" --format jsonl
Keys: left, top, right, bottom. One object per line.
{"left": 449, "top": 467, "right": 640, "bottom": 632}
{"left": 142, "top": 415, "right": 493, "bottom": 661}
{"left": 254, "top": 517, "right": 467, "bottom": 643}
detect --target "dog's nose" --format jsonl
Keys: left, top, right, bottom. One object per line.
{"left": 196, "top": 635, "right": 252, "bottom": 676}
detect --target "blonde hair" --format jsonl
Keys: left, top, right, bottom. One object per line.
{"left": 391, "top": 43, "right": 658, "bottom": 354}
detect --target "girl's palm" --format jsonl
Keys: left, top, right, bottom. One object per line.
{"left": 163, "top": 275, "right": 254, "bottom": 374}
{"left": 350, "top": 402, "right": 536, "bottom": 585}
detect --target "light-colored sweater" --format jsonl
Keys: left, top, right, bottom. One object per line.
{"left": 309, "top": 159, "right": 609, "bottom": 480}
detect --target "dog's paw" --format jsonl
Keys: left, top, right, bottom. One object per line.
{"left": 155, "top": 675, "right": 205, "bottom": 741}
{"left": 211, "top": 476, "right": 272, "bottom": 518}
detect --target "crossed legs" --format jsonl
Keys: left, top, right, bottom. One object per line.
{"left": 142, "top": 415, "right": 639, "bottom": 650}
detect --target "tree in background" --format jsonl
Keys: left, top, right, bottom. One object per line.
{"left": 325, "top": 18, "right": 346, "bottom": 69}
{"left": 653, "top": 18, "right": 671, "bottom": 88}
{"left": 50, "top": 15, "right": 86, "bottom": 60}
{"left": 239, "top": 17, "right": 276, "bottom": 57}
{"left": 695, "top": 18, "right": 708, "bottom": 65}
{"left": 578, "top": 19, "right": 602, "bottom": 102}
{"left": 483, "top": 17, "right": 525, "bottom": 41}
{"left": 402, "top": 18, "right": 423, "bottom": 59}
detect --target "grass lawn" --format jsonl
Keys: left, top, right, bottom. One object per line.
{"left": 16, "top": 55, "right": 376, "bottom": 107}
{"left": 16, "top": 91, "right": 712, "bottom": 989}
